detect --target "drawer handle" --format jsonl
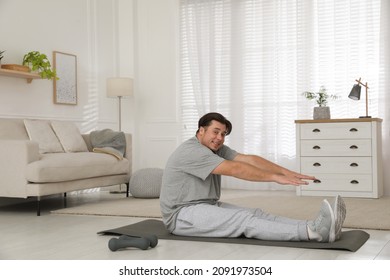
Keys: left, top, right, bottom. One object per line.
{"left": 313, "top": 145, "right": 321, "bottom": 150}
{"left": 350, "top": 180, "right": 359, "bottom": 184}
{"left": 349, "top": 128, "right": 358, "bottom": 132}
{"left": 350, "top": 145, "right": 358, "bottom": 149}
{"left": 312, "top": 128, "right": 321, "bottom": 133}
{"left": 313, "top": 162, "right": 321, "bottom": 167}
{"left": 350, "top": 163, "right": 359, "bottom": 167}
{"left": 313, "top": 179, "right": 322, "bottom": 183}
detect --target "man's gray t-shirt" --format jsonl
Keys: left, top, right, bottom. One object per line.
{"left": 160, "top": 136, "right": 238, "bottom": 232}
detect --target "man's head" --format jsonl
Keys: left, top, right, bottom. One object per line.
{"left": 196, "top": 112, "right": 232, "bottom": 152}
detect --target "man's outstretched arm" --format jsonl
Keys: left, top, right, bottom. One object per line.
{"left": 212, "top": 153, "right": 316, "bottom": 186}
{"left": 235, "top": 153, "right": 316, "bottom": 180}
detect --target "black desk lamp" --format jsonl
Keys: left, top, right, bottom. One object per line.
{"left": 348, "top": 77, "right": 371, "bottom": 118}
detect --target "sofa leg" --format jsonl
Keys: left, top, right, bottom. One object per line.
{"left": 126, "top": 183, "right": 129, "bottom": 197}
{"left": 63, "top": 192, "right": 67, "bottom": 208}
{"left": 37, "top": 197, "right": 41, "bottom": 216}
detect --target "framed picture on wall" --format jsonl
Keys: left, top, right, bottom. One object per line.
{"left": 53, "top": 51, "right": 77, "bottom": 105}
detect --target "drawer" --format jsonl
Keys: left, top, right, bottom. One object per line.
{"left": 300, "top": 122, "right": 371, "bottom": 140}
{"left": 300, "top": 157, "right": 372, "bottom": 174}
{"left": 300, "top": 139, "right": 372, "bottom": 156}
{"left": 300, "top": 174, "right": 373, "bottom": 192}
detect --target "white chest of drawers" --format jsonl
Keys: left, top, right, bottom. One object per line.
{"left": 295, "top": 118, "right": 383, "bottom": 198}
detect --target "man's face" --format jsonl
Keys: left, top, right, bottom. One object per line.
{"left": 197, "top": 120, "right": 227, "bottom": 152}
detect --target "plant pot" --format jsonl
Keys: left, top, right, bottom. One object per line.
{"left": 313, "top": 106, "right": 330, "bottom": 120}
{"left": 1, "top": 64, "right": 31, "bottom": 72}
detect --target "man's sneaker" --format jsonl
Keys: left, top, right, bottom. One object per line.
{"left": 332, "top": 195, "right": 346, "bottom": 240}
{"left": 308, "top": 199, "right": 336, "bottom": 242}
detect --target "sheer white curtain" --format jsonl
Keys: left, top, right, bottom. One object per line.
{"left": 180, "top": 0, "right": 389, "bottom": 192}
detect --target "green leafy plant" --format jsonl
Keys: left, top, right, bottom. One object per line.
{"left": 302, "top": 86, "right": 339, "bottom": 107}
{"left": 0, "top": 50, "right": 5, "bottom": 62}
{"left": 22, "top": 51, "right": 58, "bottom": 80}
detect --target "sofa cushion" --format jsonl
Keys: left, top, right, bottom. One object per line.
{"left": 24, "top": 119, "right": 64, "bottom": 154}
{"left": 25, "top": 152, "right": 130, "bottom": 183}
{"left": 0, "top": 118, "right": 29, "bottom": 140}
{"left": 51, "top": 121, "right": 89, "bottom": 152}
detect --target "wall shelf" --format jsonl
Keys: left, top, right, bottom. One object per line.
{"left": 0, "top": 68, "right": 41, "bottom": 83}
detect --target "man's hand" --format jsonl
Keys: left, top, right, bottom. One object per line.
{"left": 277, "top": 170, "right": 317, "bottom": 186}
{"left": 272, "top": 173, "right": 312, "bottom": 186}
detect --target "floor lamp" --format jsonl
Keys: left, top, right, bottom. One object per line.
{"left": 107, "top": 77, "right": 133, "bottom": 131}
{"left": 106, "top": 77, "right": 133, "bottom": 193}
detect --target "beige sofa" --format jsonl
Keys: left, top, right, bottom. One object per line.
{"left": 0, "top": 118, "right": 132, "bottom": 215}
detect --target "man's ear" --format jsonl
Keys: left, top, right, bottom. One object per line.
{"left": 198, "top": 126, "right": 205, "bottom": 136}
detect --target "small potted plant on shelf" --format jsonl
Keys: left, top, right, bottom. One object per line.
{"left": 302, "top": 86, "right": 339, "bottom": 119}
{"left": 22, "top": 51, "right": 58, "bottom": 80}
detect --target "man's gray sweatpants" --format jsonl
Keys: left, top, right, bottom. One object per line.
{"left": 172, "top": 202, "right": 309, "bottom": 241}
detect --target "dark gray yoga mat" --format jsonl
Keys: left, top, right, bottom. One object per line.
{"left": 98, "top": 219, "right": 369, "bottom": 252}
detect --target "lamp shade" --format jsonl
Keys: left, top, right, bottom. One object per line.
{"left": 348, "top": 84, "right": 361, "bottom": 100}
{"left": 107, "top": 77, "right": 133, "bottom": 97}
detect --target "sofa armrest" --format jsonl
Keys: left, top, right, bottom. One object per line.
{"left": 82, "top": 133, "right": 93, "bottom": 151}
{"left": 0, "top": 140, "right": 40, "bottom": 198}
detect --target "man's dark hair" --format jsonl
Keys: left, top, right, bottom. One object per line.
{"left": 196, "top": 112, "right": 232, "bottom": 135}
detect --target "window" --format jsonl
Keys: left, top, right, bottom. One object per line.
{"left": 180, "top": 0, "right": 383, "bottom": 189}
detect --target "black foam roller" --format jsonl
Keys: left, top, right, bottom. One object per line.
{"left": 108, "top": 237, "right": 150, "bottom": 251}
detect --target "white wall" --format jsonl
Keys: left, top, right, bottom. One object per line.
{"left": 133, "top": 0, "right": 180, "bottom": 171}
{"left": 0, "top": 0, "right": 132, "bottom": 133}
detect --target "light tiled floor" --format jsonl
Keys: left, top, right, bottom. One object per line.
{"left": 0, "top": 190, "right": 390, "bottom": 260}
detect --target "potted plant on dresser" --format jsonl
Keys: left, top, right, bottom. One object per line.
{"left": 302, "top": 86, "right": 339, "bottom": 119}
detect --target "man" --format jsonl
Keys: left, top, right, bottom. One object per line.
{"left": 160, "top": 112, "right": 346, "bottom": 242}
